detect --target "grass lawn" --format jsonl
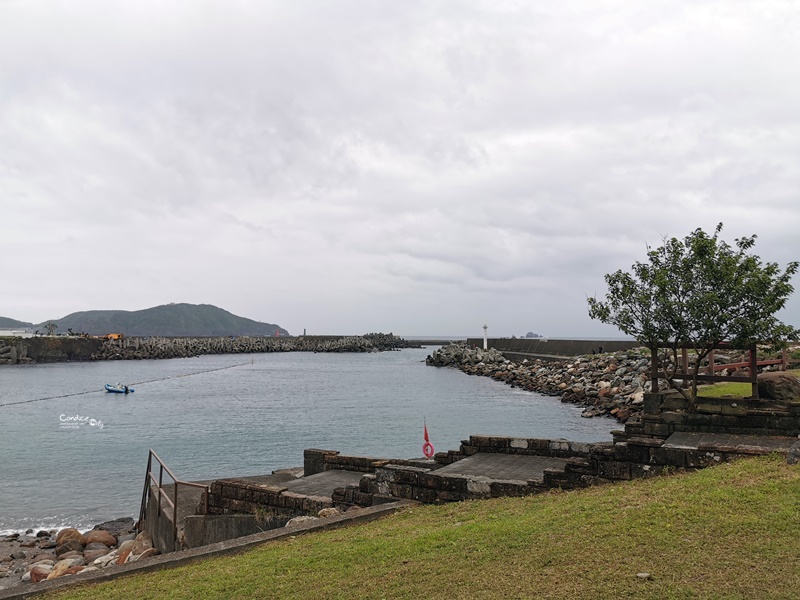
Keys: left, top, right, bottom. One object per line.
{"left": 696, "top": 368, "right": 800, "bottom": 399}
{"left": 46, "top": 455, "right": 800, "bottom": 600}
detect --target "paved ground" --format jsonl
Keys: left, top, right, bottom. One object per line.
{"left": 231, "top": 468, "right": 363, "bottom": 497}
{"left": 663, "top": 432, "right": 797, "bottom": 452}
{"left": 435, "top": 453, "right": 568, "bottom": 481}
{"left": 233, "top": 467, "right": 304, "bottom": 487}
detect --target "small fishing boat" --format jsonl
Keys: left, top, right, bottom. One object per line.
{"left": 105, "top": 383, "right": 134, "bottom": 394}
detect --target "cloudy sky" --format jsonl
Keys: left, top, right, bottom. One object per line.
{"left": 2, "top": 1, "right": 799, "bottom": 337}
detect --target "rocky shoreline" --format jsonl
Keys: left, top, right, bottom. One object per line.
{"left": 0, "top": 508, "right": 360, "bottom": 593}
{"left": 0, "top": 518, "right": 157, "bottom": 591}
{"left": 425, "top": 343, "right": 655, "bottom": 423}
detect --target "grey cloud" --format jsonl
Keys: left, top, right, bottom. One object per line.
{"left": 1, "top": 0, "right": 798, "bottom": 335}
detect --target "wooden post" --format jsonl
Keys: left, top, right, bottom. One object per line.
{"left": 709, "top": 349, "right": 715, "bottom": 374}
{"left": 782, "top": 347, "right": 788, "bottom": 371}
{"left": 749, "top": 344, "right": 759, "bottom": 399}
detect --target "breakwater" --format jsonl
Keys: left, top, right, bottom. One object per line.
{"left": 0, "top": 337, "right": 103, "bottom": 364}
{"left": 427, "top": 343, "right": 652, "bottom": 423}
{"left": 465, "top": 338, "right": 640, "bottom": 360}
{"left": 0, "top": 333, "right": 418, "bottom": 364}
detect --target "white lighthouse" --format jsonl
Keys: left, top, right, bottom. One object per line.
{"left": 483, "top": 324, "right": 488, "bottom": 350}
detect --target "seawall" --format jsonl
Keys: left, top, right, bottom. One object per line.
{"left": 466, "top": 338, "right": 640, "bottom": 361}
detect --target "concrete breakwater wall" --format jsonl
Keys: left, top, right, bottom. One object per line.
{"left": 0, "top": 333, "right": 418, "bottom": 364}
{"left": 0, "top": 337, "right": 103, "bottom": 364}
{"left": 465, "top": 338, "right": 640, "bottom": 360}
{"left": 427, "top": 343, "right": 652, "bottom": 423}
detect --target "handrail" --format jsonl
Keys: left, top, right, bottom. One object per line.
{"left": 138, "top": 449, "right": 209, "bottom": 551}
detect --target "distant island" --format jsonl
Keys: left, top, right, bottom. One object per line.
{"left": 0, "top": 303, "right": 289, "bottom": 338}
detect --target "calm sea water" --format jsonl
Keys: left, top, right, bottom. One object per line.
{"left": 0, "top": 348, "right": 616, "bottom": 534}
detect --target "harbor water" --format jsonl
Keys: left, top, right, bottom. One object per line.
{"left": 0, "top": 347, "right": 616, "bottom": 534}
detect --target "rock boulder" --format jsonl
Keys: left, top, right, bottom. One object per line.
{"left": 91, "top": 517, "right": 135, "bottom": 538}
{"left": 131, "top": 531, "right": 153, "bottom": 555}
{"left": 83, "top": 529, "right": 117, "bottom": 547}
{"left": 55, "top": 528, "right": 83, "bottom": 547}
{"left": 757, "top": 372, "right": 800, "bottom": 401}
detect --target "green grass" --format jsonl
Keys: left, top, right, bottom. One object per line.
{"left": 47, "top": 455, "right": 800, "bottom": 600}
{"left": 698, "top": 368, "right": 800, "bottom": 398}
{"left": 697, "top": 381, "right": 754, "bottom": 398}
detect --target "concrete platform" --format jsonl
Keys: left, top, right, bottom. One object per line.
{"left": 232, "top": 467, "right": 304, "bottom": 487}
{"left": 284, "top": 470, "right": 364, "bottom": 496}
{"left": 435, "top": 453, "right": 568, "bottom": 482}
{"left": 663, "top": 432, "right": 797, "bottom": 453}
{"left": 231, "top": 468, "right": 363, "bottom": 497}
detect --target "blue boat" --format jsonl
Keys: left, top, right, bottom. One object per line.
{"left": 105, "top": 383, "right": 134, "bottom": 394}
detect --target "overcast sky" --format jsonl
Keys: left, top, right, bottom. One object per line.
{"left": 2, "top": 1, "right": 799, "bottom": 337}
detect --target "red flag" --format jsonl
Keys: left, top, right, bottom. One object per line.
{"left": 422, "top": 421, "right": 435, "bottom": 458}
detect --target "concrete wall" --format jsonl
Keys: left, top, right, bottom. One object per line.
{"left": 183, "top": 514, "right": 291, "bottom": 548}
{"left": 144, "top": 493, "right": 178, "bottom": 554}
{"left": 0, "top": 336, "right": 102, "bottom": 364}
{"left": 465, "top": 338, "right": 641, "bottom": 359}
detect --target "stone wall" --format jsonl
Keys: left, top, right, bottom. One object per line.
{"left": 452, "top": 434, "right": 594, "bottom": 459}
{"left": 303, "top": 449, "right": 430, "bottom": 475}
{"left": 357, "top": 438, "right": 595, "bottom": 505}
{"left": 203, "top": 479, "right": 335, "bottom": 518}
{"left": 629, "top": 392, "right": 800, "bottom": 438}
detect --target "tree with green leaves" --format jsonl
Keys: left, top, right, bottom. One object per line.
{"left": 587, "top": 224, "right": 798, "bottom": 403}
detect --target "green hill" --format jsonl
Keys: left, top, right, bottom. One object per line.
{"left": 32, "top": 304, "right": 289, "bottom": 337}
{"left": 0, "top": 317, "right": 33, "bottom": 329}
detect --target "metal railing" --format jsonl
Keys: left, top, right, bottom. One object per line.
{"left": 138, "top": 449, "right": 209, "bottom": 550}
